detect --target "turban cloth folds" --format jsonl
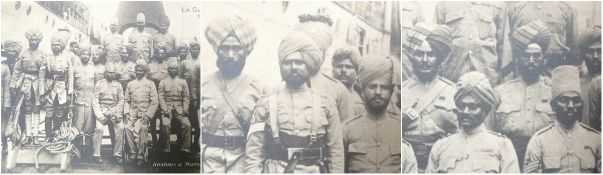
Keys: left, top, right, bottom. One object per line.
{"left": 278, "top": 31, "right": 322, "bottom": 75}
{"left": 332, "top": 46, "right": 361, "bottom": 71}
{"left": 454, "top": 72, "right": 497, "bottom": 109}
{"left": 25, "top": 29, "right": 44, "bottom": 40}
{"left": 357, "top": 55, "right": 393, "bottom": 89}
{"left": 406, "top": 23, "right": 452, "bottom": 61}
{"left": 3, "top": 40, "right": 22, "bottom": 52}
{"left": 135, "top": 59, "right": 148, "bottom": 71}
{"left": 205, "top": 15, "right": 257, "bottom": 55}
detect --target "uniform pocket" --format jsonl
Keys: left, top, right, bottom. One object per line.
{"left": 477, "top": 13, "right": 495, "bottom": 39}
{"left": 437, "top": 158, "right": 457, "bottom": 173}
{"left": 542, "top": 156, "right": 561, "bottom": 172}
{"left": 496, "top": 103, "right": 521, "bottom": 114}
{"left": 348, "top": 142, "right": 368, "bottom": 154}
{"left": 473, "top": 156, "right": 500, "bottom": 173}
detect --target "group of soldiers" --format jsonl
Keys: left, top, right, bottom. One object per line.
{"left": 200, "top": 14, "right": 402, "bottom": 173}
{"left": 1, "top": 12, "right": 200, "bottom": 166}
{"left": 401, "top": 1, "right": 601, "bottom": 173}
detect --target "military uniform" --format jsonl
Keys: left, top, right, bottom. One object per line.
{"left": 402, "top": 140, "right": 419, "bottom": 174}
{"left": 2, "top": 62, "right": 11, "bottom": 137}
{"left": 148, "top": 59, "right": 170, "bottom": 87}
{"left": 401, "top": 1, "right": 425, "bottom": 81}
{"left": 401, "top": 76, "right": 458, "bottom": 171}
{"left": 72, "top": 62, "right": 96, "bottom": 142}
{"left": 311, "top": 72, "right": 352, "bottom": 122}
{"left": 102, "top": 33, "right": 124, "bottom": 63}
{"left": 426, "top": 125, "right": 520, "bottom": 173}
{"left": 179, "top": 57, "right": 200, "bottom": 147}
{"left": 152, "top": 33, "right": 176, "bottom": 58}
{"left": 158, "top": 73, "right": 191, "bottom": 152}
{"left": 343, "top": 110, "right": 401, "bottom": 173}
{"left": 245, "top": 87, "right": 344, "bottom": 173}
{"left": 491, "top": 77, "right": 555, "bottom": 166}
{"left": 115, "top": 61, "right": 136, "bottom": 90}
{"left": 92, "top": 79, "right": 125, "bottom": 158}
{"left": 349, "top": 90, "right": 364, "bottom": 117}
{"left": 10, "top": 48, "right": 46, "bottom": 138}
{"left": 201, "top": 72, "right": 265, "bottom": 173}
{"left": 435, "top": 2, "right": 506, "bottom": 84}
{"left": 93, "top": 64, "right": 105, "bottom": 83}
{"left": 588, "top": 75, "right": 601, "bottom": 131}
{"left": 41, "top": 51, "right": 74, "bottom": 138}
{"left": 128, "top": 31, "right": 152, "bottom": 62}
{"left": 124, "top": 77, "right": 159, "bottom": 161}
{"left": 524, "top": 121, "right": 601, "bottom": 173}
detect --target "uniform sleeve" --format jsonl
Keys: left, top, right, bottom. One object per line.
{"left": 10, "top": 59, "right": 22, "bottom": 89}
{"left": 523, "top": 135, "right": 544, "bottom": 173}
{"left": 326, "top": 99, "right": 344, "bottom": 173}
{"left": 67, "top": 57, "right": 74, "bottom": 94}
{"left": 244, "top": 98, "right": 268, "bottom": 173}
{"left": 588, "top": 78, "right": 601, "bottom": 131}
{"left": 181, "top": 80, "right": 190, "bottom": 113}
{"left": 336, "top": 85, "right": 352, "bottom": 122}
{"left": 146, "top": 81, "right": 159, "bottom": 119}
{"left": 158, "top": 80, "right": 168, "bottom": 112}
{"left": 500, "top": 138, "right": 520, "bottom": 173}
{"left": 425, "top": 142, "right": 440, "bottom": 173}
{"left": 402, "top": 143, "right": 419, "bottom": 174}
{"left": 114, "top": 84, "right": 125, "bottom": 117}
{"left": 123, "top": 82, "right": 132, "bottom": 117}
{"left": 92, "top": 83, "right": 105, "bottom": 120}
{"left": 3, "top": 65, "right": 11, "bottom": 108}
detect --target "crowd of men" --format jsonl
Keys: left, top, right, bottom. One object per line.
{"left": 1, "top": 12, "right": 200, "bottom": 167}
{"left": 200, "top": 14, "right": 402, "bottom": 173}
{"left": 401, "top": 1, "right": 601, "bottom": 173}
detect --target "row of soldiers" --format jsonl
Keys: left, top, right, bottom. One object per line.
{"left": 200, "top": 14, "right": 401, "bottom": 173}
{"left": 401, "top": 1, "right": 601, "bottom": 173}
{"left": 1, "top": 12, "right": 201, "bottom": 166}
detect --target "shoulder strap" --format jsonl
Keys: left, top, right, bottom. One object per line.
{"left": 214, "top": 75, "right": 252, "bottom": 133}
{"left": 414, "top": 80, "right": 448, "bottom": 112}
{"left": 310, "top": 93, "right": 321, "bottom": 145}
{"left": 269, "top": 94, "right": 280, "bottom": 140}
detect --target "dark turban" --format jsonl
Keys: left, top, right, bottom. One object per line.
{"left": 357, "top": 55, "right": 394, "bottom": 88}
{"left": 3, "top": 40, "right": 22, "bottom": 52}
{"left": 406, "top": 23, "right": 452, "bottom": 60}
{"left": 510, "top": 20, "right": 553, "bottom": 53}
{"left": 278, "top": 31, "right": 323, "bottom": 75}
{"left": 205, "top": 15, "right": 257, "bottom": 55}
{"left": 577, "top": 27, "right": 601, "bottom": 54}
{"left": 454, "top": 71, "right": 497, "bottom": 109}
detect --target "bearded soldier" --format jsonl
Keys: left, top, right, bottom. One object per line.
{"left": 92, "top": 64, "right": 125, "bottom": 164}
{"left": 158, "top": 59, "right": 191, "bottom": 155}
{"left": 115, "top": 42, "right": 136, "bottom": 91}
{"left": 152, "top": 15, "right": 176, "bottom": 58}
{"left": 576, "top": 27, "right": 601, "bottom": 129}
{"left": 72, "top": 42, "right": 96, "bottom": 158}
{"left": 179, "top": 39, "right": 201, "bottom": 150}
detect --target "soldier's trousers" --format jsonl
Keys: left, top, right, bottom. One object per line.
{"left": 73, "top": 105, "right": 95, "bottom": 152}
{"left": 202, "top": 146, "right": 246, "bottom": 173}
{"left": 23, "top": 96, "right": 40, "bottom": 137}
{"left": 93, "top": 119, "right": 124, "bottom": 158}
{"left": 44, "top": 97, "right": 67, "bottom": 139}
{"left": 127, "top": 117, "right": 150, "bottom": 160}
{"left": 159, "top": 112, "right": 191, "bottom": 152}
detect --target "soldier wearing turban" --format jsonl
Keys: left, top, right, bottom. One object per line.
{"left": 3, "top": 40, "right": 23, "bottom": 70}
{"left": 330, "top": 46, "right": 363, "bottom": 116}
{"left": 575, "top": 27, "right": 602, "bottom": 128}
{"left": 201, "top": 15, "right": 266, "bottom": 173}
{"left": 402, "top": 23, "right": 458, "bottom": 172}
{"left": 102, "top": 17, "right": 124, "bottom": 64}
{"left": 128, "top": 13, "right": 152, "bottom": 62}
{"left": 152, "top": 15, "right": 176, "bottom": 58}
{"left": 178, "top": 41, "right": 200, "bottom": 148}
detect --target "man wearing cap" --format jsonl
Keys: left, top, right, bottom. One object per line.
{"left": 435, "top": 2, "right": 507, "bottom": 85}
{"left": 3, "top": 40, "right": 23, "bottom": 72}
{"left": 331, "top": 46, "right": 363, "bottom": 116}
{"left": 115, "top": 42, "right": 136, "bottom": 91}
{"left": 343, "top": 56, "right": 401, "bottom": 173}
{"left": 402, "top": 23, "right": 458, "bottom": 172}
{"left": 508, "top": 2, "right": 578, "bottom": 71}
{"left": 201, "top": 15, "right": 265, "bottom": 173}
{"left": 491, "top": 21, "right": 556, "bottom": 169}
{"left": 10, "top": 29, "right": 46, "bottom": 144}
{"left": 72, "top": 42, "right": 96, "bottom": 159}
{"left": 576, "top": 27, "right": 601, "bottom": 129}
{"left": 92, "top": 64, "right": 125, "bottom": 164}
{"left": 179, "top": 39, "right": 201, "bottom": 150}
{"left": 124, "top": 59, "right": 159, "bottom": 166}
{"left": 245, "top": 31, "right": 343, "bottom": 173}
{"left": 103, "top": 18, "right": 125, "bottom": 64}
{"left": 294, "top": 14, "right": 353, "bottom": 122}
{"left": 41, "top": 34, "right": 75, "bottom": 142}
{"left": 158, "top": 59, "right": 191, "bottom": 155}
{"left": 426, "top": 72, "right": 520, "bottom": 173}
{"left": 523, "top": 65, "right": 601, "bottom": 173}
{"left": 129, "top": 13, "right": 152, "bottom": 62}
{"left": 152, "top": 15, "right": 176, "bottom": 58}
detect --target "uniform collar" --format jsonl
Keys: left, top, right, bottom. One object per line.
{"left": 461, "top": 124, "right": 487, "bottom": 137}
{"left": 554, "top": 120, "right": 580, "bottom": 137}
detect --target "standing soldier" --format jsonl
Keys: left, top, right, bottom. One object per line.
{"left": 576, "top": 27, "right": 601, "bottom": 129}
{"left": 588, "top": 76, "right": 601, "bottom": 131}
{"left": 435, "top": 1, "right": 507, "bottom": 85}
{"left": 10, "top": 29, "right": 45, "bottom": 144}
{"left": 152, "top": 16, "right": 176, "bottom": 58}
{"left": 491, "top": 21, "right": 555, "bottom": 169}
{"left": 343, "top": 56, "right": 401, "bottom": 173}
{"left": 331, "top": 46, "right": 364, "bottom": 116}
{"left": 92, "top": 65, "right": 125, "bottom": 164}
{"left": 426, "top": 72, "right": 520, "bottom": 173}
{"left": 92, "top": 46, "right": 106, "bottom": 83}
{"left": 201, "top": 15, "right": 263, "bottom": 173}
{"left": 2, "top": 56, "right": 11, "bottom": 153}
{"left": 129, "top": 13, "right": 152, "bottom": 62}
{"left": 124, "top": 60, "right": 159, "bottom": 166}
{"left": 103, "top": 18, "right": 124, "bottom": 64}
{"left": 523, "top": 65, "right": 601, "bottom": 173}
{"left": 179, "top": 39, "right": 200, "bottom": 150}
{"left": 115, "top": 42, "right": 136, "bottom": 91}
{"left": 402, "top": 23, "right": 458, "bottom": 172}
{"left": 508, "top": 2, "right": 578, "bottom": 72}
{"left": 245, "top": 31, "right": 344, "bottom": 173}
{"left": 148, "top": 45, "right": 170, "bottom": 88}
{"left": 72, "top": 42, "right": 96, "bottom": 159}
{"left": 158, "top": 59, "right": 191, "bottom": 155}
{"left": 41, "top": 34, "right": 74, "bottom": 142}
{"left": 3, "top": 40, "right": 23, "bottom": 72}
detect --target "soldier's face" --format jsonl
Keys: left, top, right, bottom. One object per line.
{"left": 190, "top": 45, "right": 200, "bottom": 58}
{"left": 92, "top": 50, "right": 102, "bottom": 63}
{"left": 455, "top": 95, "right": 488, "bottom": 130}
{"left": 159, "top": 23, "right": 169, "bottom": 33}
{"left": 137, "top": 21, "right": 145, "bottom": 30}
{"left": 156, "top": 49, "right": 166, "bottom": 60}
{"left": 332, "top": 58, "right": 357, "bottom": 88}
{"left": 168, "top": 67, "right": 178, "bottom": 77}
{"left": 28, "top": 38, "right": 40, "bottom": 50}
{"left": 6, "top": 49, "right": 18, "bottom": 60}
{"left": 105, "top": 72, "right": 116, "bottom": 81}
{"left": 584, "top": 42, "right": 601, "bottom": 75}
{"left": 518, "top": 43, "right": 544, "bottom": 82}
{"left": 79, "top": 50, "right": 91, "bottom": 64}
{"left": 110, "top": 24, "right": 117, "bottom": 33}
{"left": 411, "top": 42, "right": 440, "bottom": 81}
{"left": 361, "top": 77, "right": 393, "bottom": 114}
{"left": 217, "top": 36, "right": 246, "bottom": 79}
{"left": 70, "top": 43, "right": 79, "bottom": 50}
{"left": 178, "top": 48, "right": 188, "bottom": 59}
{"left": 120, "top": 50, "right": 129, "bottom": 62}
{"left": 281, "top": 52, "right": 310, "bottom": 88}
{"left": 135, "top": 66, "right": 146, "bottom": 79}
{"left": 552, "top": 91, "right": 583, "bottom": 127}
{"left": 51, "top": 42, "right": 64, "bottom": 54}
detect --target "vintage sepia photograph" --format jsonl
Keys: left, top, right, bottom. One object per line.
{"left": 1, "top": 1, "right": 200, "bottom": 173}
{"left": 401, "top": 1, "right": 602, "bottom": 174}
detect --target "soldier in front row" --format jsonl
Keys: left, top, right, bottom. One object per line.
{"left": 343, "top": 56, "right": 401, "bottom": 173}
{"left": 158, "top": 59, "right": 191, "bottom": 155}
{"left": 523, "top": 65, "right": 601, "bottom": 173}
{"left": 402, "top": 140, "right": 418, "bottom": 173}
{"left": 426, "top": 72, "right": 520, "bottom": 173}
{"left": 92, "top": 65, "right": 125, "bottom": 164}
{"left": 245, "top": 31, "right": 344, "bottom": 173}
